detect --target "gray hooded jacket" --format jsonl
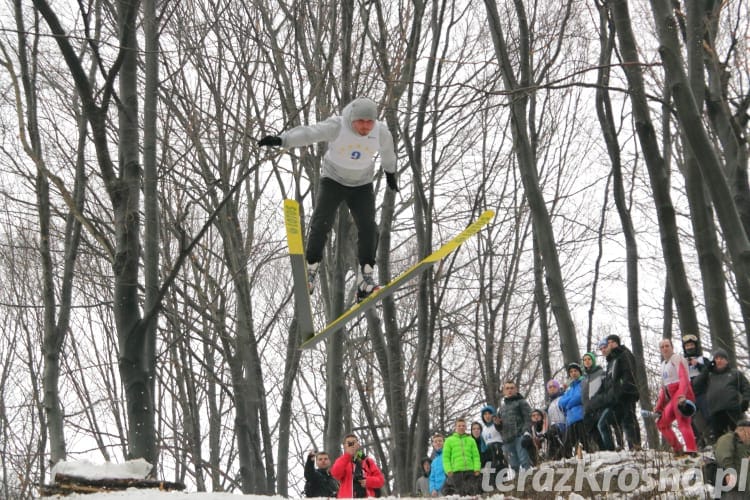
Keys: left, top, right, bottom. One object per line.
{"left": 280, "top": 98, "right": 396, "bottom": 187}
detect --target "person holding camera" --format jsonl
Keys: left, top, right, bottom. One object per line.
{"left": 330, "top": 434, "right": 385, "bottom": 498}
{"left": 304, "top": 450, "right": 339, "bottom": 497}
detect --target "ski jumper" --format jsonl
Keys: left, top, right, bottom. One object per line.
{"left": 655, "top": 352, "right": 697, "bottom": 452}
{"left": 280, "top": 98, "right": 397, "bottom": 267}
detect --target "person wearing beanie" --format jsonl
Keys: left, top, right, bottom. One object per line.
{"left": 559, "top": 363, "right": 586, "bottom": 456}
{"left": 478, "top": 405, "right": 505, "bottom": 475}
{"left": 257, "top": 97, "right": 398, "bottom": 300}
{"left": 693, "top": 347, "right": 750, "bottom": 442}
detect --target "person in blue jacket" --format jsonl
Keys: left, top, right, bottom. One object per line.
{"left": 428, "top": 433, "right": 446, "bottom": 496}
{"left": 559, "top": 362, "right": 587, "bottom": 456}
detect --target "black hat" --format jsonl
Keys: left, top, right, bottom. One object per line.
{"left": 567, "top": 362, "right": 582, "bottom": 375}
{"left": 606, "top": 334, "right": 621, "bottom": 346}
{"left": 736, "top": 420, "right": 750, "bottom": 428}
{"left": 713, "top": 348, "right": 729, "bottom": 360}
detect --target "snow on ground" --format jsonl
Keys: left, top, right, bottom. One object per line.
{"left": 48, "top": 449, "right": 722, "bottom": 499}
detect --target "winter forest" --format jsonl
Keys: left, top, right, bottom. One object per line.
{"left": 0, "top": 0, "right": 749, "bottom": 497}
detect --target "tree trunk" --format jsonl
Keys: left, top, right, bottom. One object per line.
{"left": 608, "top": 0, "right": 700, "bottom": 339}
{"left": 482, "top": 0, "right": 580, "bottom": 364}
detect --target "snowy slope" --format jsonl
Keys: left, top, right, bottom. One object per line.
{"left": 48, "top": 450, "right": 723, "bottom": 499}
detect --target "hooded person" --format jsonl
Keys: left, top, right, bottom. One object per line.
{"left": 257, "top": 97, "right": 398, "bottom": 301}
{"left": 414, "top": 456, "right": 431, "bottom": 496}
{"left": 479, "top": 405, "right": 506, "bottom": 474}
{"left": 580, "top": 351, "right": 609, "bottom": 451}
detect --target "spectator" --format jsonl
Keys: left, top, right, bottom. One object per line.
{"left": 693, "top": 348, "right": 750, "bottom": 442}
{"left": 304, "top": 450, "right": 339, "bottom": 498}
{"left": 498, "top": 380, "right": 533, "bottom": 471}
{"left": 713, "top": 420, "right": 750, "bottom": 499}
{"left": 559, "top": 362, "right": 587, "bottom": 455}
{"left": 682, "top": 333, "right": 710, "bottom": 446}
{"left": 479, "top": 405, "right": 506, "bottom": 472}
{"left": 604, "top": 334, "right": 642, "bottom": 450}
{"left": 524, "top": 409, "right": 547, "bottom": 465}
{"left": 654, "top": 338, "right": 697, "bottom": 456}
{"left": 580, "top": 351, "right": 609, "bottom": 451}
{"left": 331, "top": 434, "right": 385, "bottom": 498}
{"left": 545, "top": 379, "right": 568, "bottom": 460}
{"left": 442, "top": 418, "right": 480, "bottom": 495}
{"left": 470, "top": 421, "right": 484, "bottom": 457}
{"left": 428, "top": 433, "right": 446, "bottom": 497}
{"left": 414, "top": 456, "right": 431, "bottom": 496}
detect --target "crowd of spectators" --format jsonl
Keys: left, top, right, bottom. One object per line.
{"left": 304, "top": 334, "right": 750, "bottom": 497}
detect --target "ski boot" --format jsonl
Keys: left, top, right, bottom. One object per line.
{"left": 356, "top": 264, "right": 380, "bottom": 302}
{"left": 307, "top": 262, "right": 319, "bottom": 294}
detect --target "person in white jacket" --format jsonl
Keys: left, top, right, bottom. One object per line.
{"left": 259, "top": 97, "right": 398, "bottom": 300}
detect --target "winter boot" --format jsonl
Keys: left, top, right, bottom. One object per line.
{"left": 356, "top": 264, "right": 380, "bottom": 302}
{"left": 307, "top": 261, "right": 319, "bottom": 294}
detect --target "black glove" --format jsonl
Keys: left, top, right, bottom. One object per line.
{"left": 742, "top": 400, "right": 749, "bottom": 412}
{"left": 386, "top": 172, "right": 399, "bottom": 192}
{"left": 258, "top": 135, "right": 282, "bottom": 147}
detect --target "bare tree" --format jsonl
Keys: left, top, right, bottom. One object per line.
{"left": 482, "top": 0, "right": 580, "bottom": 364}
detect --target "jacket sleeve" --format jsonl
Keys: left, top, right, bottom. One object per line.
{"left": 378, "top": 124, "right": 397, "bottom": 174}
{"left": 364, "top": 458, "right": 385, "bottom": 490}
{"left": 739, "top": 372, "right": 750, "bottom": 403}
{"left": 714, "top": 433, "right": 737, "bottom": 469}
{"left": 281, "top": 117, "right": 341, "bottom": 148}
{"left": 470, "top": 438, "right": 481, "bottom": 472}
{"left": 692, "top": 369, "right": 709, "bottom": 395}
{"left": 330, "top": 454, "right": 351, "bottom": 482}
{"left": 442, "top": 440, "right": 453, "bottom": 474}
{"left": 676, "top": 358, "right": 691, "bottom": 399}
{"left": 304, "top": 455, "right": 315, "bottom": 481}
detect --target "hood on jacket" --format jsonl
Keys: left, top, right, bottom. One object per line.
{"left": 583, "top": 352, "right": 597, "bottom": 370}
{"left": 342, "top": 97, "right": 377, "bottom": 132}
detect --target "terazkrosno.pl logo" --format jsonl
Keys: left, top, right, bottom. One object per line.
{"left": 479, "top": 459, "right": 749, "bottom": 496}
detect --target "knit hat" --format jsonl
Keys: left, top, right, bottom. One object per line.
{"left": 546, "top": 379, "right": 561, "bottom": 391}
{"left": 606, "top": 334, "right": 621, "bottom": 346}
{"left": 736, "top": 420, "right": 750, "bottom": 428}
{"left": 567, "top": 362, "right": 582, "bottom": 375}
{"left": 713, "top": 348, "right": 729, "bottom": 360}
{"left": 597, "top": 338, "right": 608, "bottom": 349}
{"left": 480, "top": 405, "right": 496, "bottom": 416}
{"left": 582, "top": 352, "right": 597, "bottom": 369}
{"left": 349, "top": 97, "right": 377, "bottom": 121}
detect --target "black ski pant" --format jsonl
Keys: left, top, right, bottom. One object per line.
{"left": 614, "top": 398, "right": 641, "bottom": 449}
{"left": 306, "top": 177, "right": 377, "bottom": 267}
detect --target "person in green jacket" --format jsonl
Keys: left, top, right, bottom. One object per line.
{"left": 714, "top": 420, "right": 750, "bottom": 498}
{"left": 442, "top": 417, "right": 481, "bottom": 495}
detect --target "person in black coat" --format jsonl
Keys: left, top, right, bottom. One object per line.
{"left": 304, "top": 451, "right": 339, "bottom": 498}
{"left": 604, "top": 335, "right": 642, "bottom": 450}
{"left": 692, "top": 348, "right": 750, "bottom": 443}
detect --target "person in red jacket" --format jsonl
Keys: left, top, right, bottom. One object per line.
{"left": 654, "top": 338, "right": 697, "bottom": 456}
{"left": 330, "top": 434, "right": 385, "bottom": 498}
